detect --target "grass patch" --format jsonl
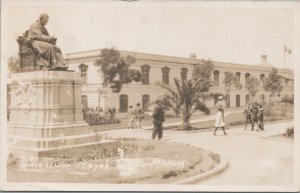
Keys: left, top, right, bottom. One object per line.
{"left": 8, "top": 139, "right": 218, "bottom": 184}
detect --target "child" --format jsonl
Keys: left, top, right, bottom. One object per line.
{"left": 135, "top": 103, "right": 145, "bottom": 129}
{"left": 125, "top": 106, "right": 136, "bottom": 129}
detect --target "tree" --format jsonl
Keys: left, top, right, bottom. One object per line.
{"left": 223, "top": 72, "right": 242, "bottom": 107}
{"left": 94, "top": 48, "right": 143, "bottom": 107}
{"left": 8, "top": 55, "right": 21, "bottom": 74}
{"left": 158, "top": 59, "right": 214, "bottom": 130}
{"left": 245, "top": 76, "right": 260, "bottom": 102}
{"left": 263, "top": 68, "right": 283, "bottom": 97}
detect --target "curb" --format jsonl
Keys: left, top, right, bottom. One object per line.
{"left": 261, "top": 135, "right": 294, "bottom": 141}
{"left": 184, "top": 119, "right": 294, "bottom": 133}
{"left": 260, "top": 131, "right": 294, "bottom": 141}
{"left": 174, "top": 155, "right": 229, "bottom": 184}
{"left": 94, "top": 117, "right": 292, "bottom": 133}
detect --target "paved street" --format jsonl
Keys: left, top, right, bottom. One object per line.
{"left": 96, "top": 120, "right": 294, "bottom": 185}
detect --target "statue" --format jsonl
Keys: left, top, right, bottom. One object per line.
{"left": 16, "top": 13, "right": 68, "bottom": 71}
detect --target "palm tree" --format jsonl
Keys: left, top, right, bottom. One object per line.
{"left": 158, "top": 60, "right": 214, "bottom": 130}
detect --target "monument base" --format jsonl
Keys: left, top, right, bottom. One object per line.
{"left": 8, "top": 71, "right": 117, "bottom": 160}
{"left": 9, "top": 137, "right": 118, "bottom": 160}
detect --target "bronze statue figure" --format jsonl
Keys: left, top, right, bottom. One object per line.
{"left": 17, "top": 13, "right": 68, "bottom": 71}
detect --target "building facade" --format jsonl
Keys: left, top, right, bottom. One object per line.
{"left": 66, "top": 49, "right": 294, "bottom": 112}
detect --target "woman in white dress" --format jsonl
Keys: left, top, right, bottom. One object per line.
{"left": 214, "top": 108, "right": 227, "bottom": 135}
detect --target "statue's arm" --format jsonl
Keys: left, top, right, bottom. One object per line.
{"left": 28, "top": 23, "right": 52, "bottom": 43}
{"left": 34, "top": 34, "right": 52, "bottom": 42}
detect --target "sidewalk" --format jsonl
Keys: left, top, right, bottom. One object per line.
{"left": 90, "top": 109, "right": 244, "bottom": 132}
{"left": 98, "top": 120, "right": 294, "bottom": 186}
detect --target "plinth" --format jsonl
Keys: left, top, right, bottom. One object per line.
{"left": 8, "top": 71, "right": 108, "bottom": 159}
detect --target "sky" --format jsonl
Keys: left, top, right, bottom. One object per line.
{"left": 1, "top": 0, "right": 298, "bottom": 69}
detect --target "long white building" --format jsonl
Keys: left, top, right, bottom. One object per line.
{"left": 65, "top": 49, "right": 294, "bottom": 112}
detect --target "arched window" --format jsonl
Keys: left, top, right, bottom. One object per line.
{"left": 82, "top": 95, "right": 88, "bottom": 109}
{"left": 214, "top": 94, "right": 221, "bottom": 107}
{"left": 142, "top": 94, "right": 150, "bottom": 111}
{"left": 236, "top": 94, "right": 240, "bottom": 107}
{"left": 213, "top": 70, "right": 220, "bottom": 86}
{"left": 79, "top": 63, "right": 88, "bottom": 82}
{"left": 180, "top": 67, "right": 188, "bottom": 81}
{"left": 141, "top": 65, "right": 150, "bottom": 84}
{"left": 269, "top": 93, "right": 272, "bottom": 102}
{"left": 260, "top": 94, "right": 265, "bottom": 103}
{"left": 162, "top": 66, "right": 170, "bottom": 84}
{"left": 235, "top": 72, "right": 241, "bottom": 83}
{"left": 119, "top": 94, "right": 128, "bottom": 113}
{"left": 260, "top": 74, "right": 265, "bottom": 81}
{"left": 260, "top": 74, "right": 265, "bottom": 87}
{"left": 246, "top": 94, "right": 250, "bottom": 105}
{"left": 245, "top": 73, "right": 250, "bottom": 86}
{"left": 226, "top": 94, "right": 230, "bottom": 108}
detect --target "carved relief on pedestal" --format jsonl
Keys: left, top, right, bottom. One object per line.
{"left": 10, "top": 81, "right": 37, "bottom": 106}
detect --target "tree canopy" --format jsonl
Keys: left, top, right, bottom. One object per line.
{"left": 245, "top": 76, "right": 260, "bottom": 100}
{"left": 224, "top": 71, "right": 242, "bottom": 91}
{"left": 263, "top": 68, "right": 283, "bottom": 96}
{"left": 94, "top": 48, "right": 143, "bottom": 93}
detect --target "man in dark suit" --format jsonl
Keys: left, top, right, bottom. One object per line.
{"left": 152, "top": 100, "right": 165, "bottom": 140}
{"left": 243, "top": 104, "right": 252, "bottom": 130}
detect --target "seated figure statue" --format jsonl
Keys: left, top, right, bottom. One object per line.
{"left": 17, "top": 13, "right": 67, "bottom": 70}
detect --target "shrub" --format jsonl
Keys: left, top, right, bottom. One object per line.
{"left": 84, "top": 107, "right": 120, "bottom": 125}
{"left": 281, "top": 94, "right": 294, "bottom": 104}
{"left": 228, "top": 120, "right": 245, "bottom": 127}
{"left": 196, "top": 102, "right": 210, "bottom": 115}
{"left": 89, "top": 117, "right": 121, "bottom": 125}
{"left": 263, "top": 101, "right": 293, "bottom": 117}
{"left": 285, "top": 127, "right": 294, "bottom": 138}
{"left": 7, "top": 153, "right": 20, "bottom": 168}
{"left": 107, "top": 107, "right": 117, "bottom": 119}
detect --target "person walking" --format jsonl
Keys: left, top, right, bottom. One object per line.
{"left": 84, "top": 107, "right": 90, "bottom": 123}
{"left": 250, "top": 103, "right": 259, "bottom": 131}
{"left": 214, "top": 108, "right": 227, "bottom": 136}
{"left": 215, "top": 96, "right": 225, "bottom": 120}
{"left": 243, "top": 104, "right": 252, "bottom": 130}
{"left": 152, "top": 100, "right": 165, "bottom": 140}
{"left": 135, "top": 103, "right": 145, "bottom": 129}
{"left": 89, "top": 108, "right": 96, "bottom": 124}
{"left": 257, "top": 104, "right": 264, "bottom": 131}
{"left": 125, "top": 105, "right": 136, "bottom": 129}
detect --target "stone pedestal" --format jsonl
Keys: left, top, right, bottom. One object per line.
{"left": 8, "top": 71, "right": 97, "bottom": 159}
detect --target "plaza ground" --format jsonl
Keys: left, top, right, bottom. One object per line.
{"left": 96, "top": 120, "right": 294, "bottom": 185}
{"left": 7, "top": 108, "right": 294, "bottom": 185}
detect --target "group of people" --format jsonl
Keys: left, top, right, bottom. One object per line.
{"left": 213, "top": 96, "right": 265, "bottom": 136}
{"left": 83, "top": 107, "right": 116, "bottom": 124}
{"left": 243, "top": 102, "right": 264, "bottom": 131}
{"left": 125, "top": 100, "right": 166, "bottom": 140}
{"left": 125, "top": 103, "right": 146, "bottom": 129}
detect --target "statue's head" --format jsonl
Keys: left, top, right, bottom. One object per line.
{"left": 39, "top": 13, "right": 49, "bottom": 25}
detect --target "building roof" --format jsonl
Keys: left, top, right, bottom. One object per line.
{"left": 65, "top": 49, "right": 197, "bottom": 65}
{"left": 65, "top": 49, "right": 294, "bottom": 78}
